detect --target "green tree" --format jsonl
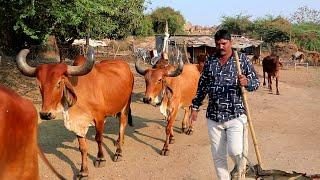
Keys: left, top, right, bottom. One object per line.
{"left": 150, "top": 7, "right": 185, "bottom": 34}
{"left": 292, "top": 23, "right": 320, "bottom": 51}
{"left": 220, "top": 14, "right": 252, "bottom": 35}
{"left": 134, "top": 15, "right": 154, "bottom": 36}
{"left": 251, "top": 16, "right": 291, "bottom": 44}
{"left": 0, "top": 0, "right": 146, "bottom": 54}
{"left": 290, "top": 6, "right": 320, "bottom": 52}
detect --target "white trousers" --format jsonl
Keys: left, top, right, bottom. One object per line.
{"left": 207, "top": 114, "right": 248, "bottom": 180}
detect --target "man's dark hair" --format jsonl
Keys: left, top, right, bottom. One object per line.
{"left": 214, "top": 29, "right": 231, "bottom": 41}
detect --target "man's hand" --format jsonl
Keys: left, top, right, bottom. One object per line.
{"left": 238, "top": 74, "right": 248, "bottom": 87}
{"left": 186, "top": 109, "right": 198, "bottom": 135}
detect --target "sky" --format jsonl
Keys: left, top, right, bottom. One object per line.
{"left": 145, "top": 0, "right": 320, "bottom": 26}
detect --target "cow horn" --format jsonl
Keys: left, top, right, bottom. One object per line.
{"left": 135, "top": 59, "right": 147, "bottom": 75}
{"left": 67, "top": 46, "right": 95, "bottom": 76}
{"left": 16, "top": 49, "right": 36, "bottom": 77}
{"left": 167, "top": 57, "right": 184, "bottom": 77}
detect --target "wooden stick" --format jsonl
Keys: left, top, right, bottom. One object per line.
{"left": 234, "top": 51, "right": 264, "bottom": 168}
{"left": 183, "top": 41, "right": 190, "bottom": 64}
{"left": 113, "top": 44, "right": 120, "bottom": 59}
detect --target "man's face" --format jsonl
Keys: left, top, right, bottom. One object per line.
{"left": 215, "top": 39, "right": 232, "bottom": 56}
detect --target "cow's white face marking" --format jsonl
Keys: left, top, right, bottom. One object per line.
{"left": 150, "top": 89, "right": 164, "bottom": 106}
{"left": 151, "top": 95, "right": 162, "bottom": 106}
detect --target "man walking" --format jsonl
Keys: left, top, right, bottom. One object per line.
{"left": 189, "top": 29, "right": 260, "bottom": 179}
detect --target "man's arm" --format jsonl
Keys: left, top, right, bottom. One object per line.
{"left": 240, "top": 54, "right": 260, "bottom": 91}
{"left": 191, "top": 59, "right": 211, "bottom": 110}
{"left": 186, "top": 59, "right": 211, "bottom": 135}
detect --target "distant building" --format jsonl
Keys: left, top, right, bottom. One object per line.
{"left": 156, "top": 34, "right": 263, "bottom": 63}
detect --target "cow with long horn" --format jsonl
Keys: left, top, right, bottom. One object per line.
{"left": 16, "top": 47, "right": 134, "bottom": 178}
{"left": 135, "top": 56, "right": 200, "bottom": 156}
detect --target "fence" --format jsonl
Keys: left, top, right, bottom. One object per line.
{"left": 281, "top": 60, "right": 309, "bottom": 71}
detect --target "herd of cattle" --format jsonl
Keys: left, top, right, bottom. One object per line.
{"left": 0, "top": 47, "right": 283, "bottom": 179}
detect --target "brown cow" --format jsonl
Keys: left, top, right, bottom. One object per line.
{"left": 0, "top": 85, "right": 65, "bottom": 180}
{"left": 251, "top": 55, "right": 261, "bottom": 64}
{"left": 0, "top": 85, "right": 39, "bottom": 179}
{"left": 16, "top": 47, "right": 134, "bottom": 178}
{"left": 135, "top": 57, "right": 200, "bottom": 155}
{"left": 262, "top": 55, "right": 282, "bottom": 95}
{"left": 197, "top": 54, "right": 208, "bottom": 73}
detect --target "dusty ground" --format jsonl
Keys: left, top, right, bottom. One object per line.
{"left": 1, "top": 56, "right": 320, "bottom": 179}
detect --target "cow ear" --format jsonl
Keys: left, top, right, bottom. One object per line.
{"left": 62, "top": 80, "right": 77, "bottom": 109}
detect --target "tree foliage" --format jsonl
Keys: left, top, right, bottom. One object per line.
{"left": 150, "top": 7, "right": 185, "bottom": 34}
{"left": 134, "top": 15, "right": 154, "bottom": 37}
{"left": 220, "top": 14, "right": 252, "bottom": 35}
{"left": 251, "top": 16, "right": 291, "bottom": 44}
{"left": 220, "top": 14, "right": 291, "bottom": 45}
{"left": 292, "top": 23, "right": 320, "bottom": 51}
{"left": 0, "top": 0, "right": 146, "bottom": 53}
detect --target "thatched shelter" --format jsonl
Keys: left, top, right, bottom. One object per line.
{"left": 156, "top": 34, "right": 263, "bottom": 63}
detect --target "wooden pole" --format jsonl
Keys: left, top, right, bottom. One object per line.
{"left": 183, "top": 41, "right": 190, "bottom": 63}
{"left": 113, "top": 44, "right": 120, "bottom": 60}
{"left": 234, "top": 51, "right": 264, "bottom": 168}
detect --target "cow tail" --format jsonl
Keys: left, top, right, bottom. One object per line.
{"left": 128, "top": 107, "right": 133, "bottom": 126}
{"left": 37, "top": 145, "right": 66, "bottom": 180}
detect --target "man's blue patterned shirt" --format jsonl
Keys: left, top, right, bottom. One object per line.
{"left": 192, "top": 52, "right": 260, "bottom": 122}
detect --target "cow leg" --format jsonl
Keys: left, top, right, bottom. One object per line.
{"left": 268, "top": 74, "right": 272, "bottom": 93}
{"left": 114, "top": 110, "right": 128, "bottom": 162}
{"left": 161, "top": 107, "right": 178, "bottom": 156}
{"left": 77, "top": 136, "right": 89, "bottom": 178}
{"left": 276, "top": 77, "right": 280, "bottom": 95}
{"left": 263, "top": 71, "right": 266, "bottom": 86}
{"left": 181, "top": 107, "right": 191, "bottom": 133}
{"left": 94, "top": 119, "right": 106, "bottom": 168}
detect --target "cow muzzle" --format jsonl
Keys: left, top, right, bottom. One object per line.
{"left": 39, "top": 111, "right": 56, "bottom": 120}
{"left": 143, "top": 96, "right": 162, "bottom": 107}
{"left": 143, "top": 96, "right": 151, "bottom": 104}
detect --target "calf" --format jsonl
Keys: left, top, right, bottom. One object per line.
{"left": 262, "top": 55, "right": 282, "bottom": 95}
{"left": 251, "top": 55, "right": 260, "bottom": 64}
{"left": 292, "top": 51, "right": 305, "bottom": 63}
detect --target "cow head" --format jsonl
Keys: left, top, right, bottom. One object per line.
{"left": 135, "top": 57, "right": 183, "bottom": 106}
{"left": 16, "top": 47, "right": 95, "bottom": 120}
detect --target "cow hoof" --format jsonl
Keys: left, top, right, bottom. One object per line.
{"left": 276, "top": 92, "right": 280, "bottom": 95}
{"left": 169, "top": 138, "right": 175, "bottom": 144}
{"left": 113, "top": 153, "right": 123, "bottom": 162}
{"left": 78, "top": 176, "right": 88, "bottom": 180}
{"left": 114, "top": 139, "right": 120, "bottom": 146}
{"left": 94, "top": 158, "right": 106, "bottom": 168}
{"left": 160, "top": 149, "right": 170, "bottom": 156}
{"left": 185, "top": 129, "right": 193, "bottom": 135}
{"left": 181, "top": 128, "right": 186, "bottom": 133}
{"left": 77, "top": 172, "right": 89, "bottom": 180}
